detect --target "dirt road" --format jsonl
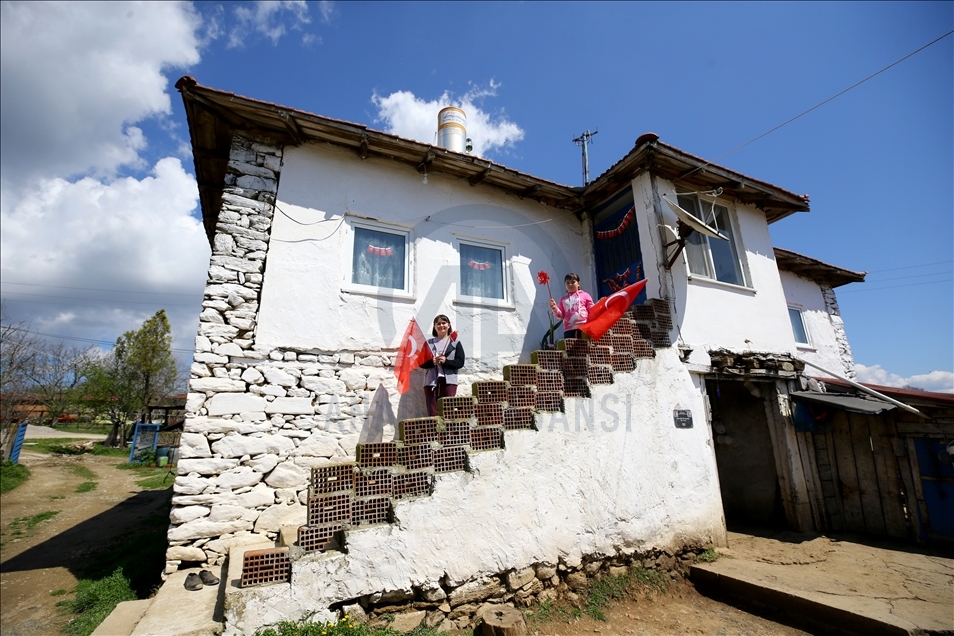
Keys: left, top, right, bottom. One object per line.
{"left": 0, "top": 451, "right": 170, "bottom": 636}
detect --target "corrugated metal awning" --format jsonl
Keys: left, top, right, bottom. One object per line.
{"left": 790, "top": 391, "right": 896, "bottom": 415}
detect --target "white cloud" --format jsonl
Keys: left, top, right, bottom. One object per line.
{"left": 854, "top": 364, "right": 954, "bottom": 394}
{"left": 0, "top": 1, "right": 201, "bottom": 186}
{"left": 229, "top": 1, "right": 311, "bottom": 48}
{"left": 0, "top": 158, "right": 209, "bottom": 354}
{"left": 372, "top": 81, "right": 525, "bottom": 159}
{"left": 318, "top": 1, "right": 335, "bottom": 24}
{"left": 0, "top": 2, "right": 208, "bottom": 357}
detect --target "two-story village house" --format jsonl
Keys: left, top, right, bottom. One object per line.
{"left": 169, "top": 76, "right": 918, "bottom": 632}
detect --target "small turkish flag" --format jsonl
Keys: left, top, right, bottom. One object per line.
{"left": 578, "top": 280, "right": 648, "bottom": 342}
{"left": 394, "top": 318, "right": 433, "bottom": 394}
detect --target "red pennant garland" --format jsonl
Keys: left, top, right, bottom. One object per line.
{"left": 366, "top": 244, "right": 394, "bottom": 256}
{"left": 595, "top": 207, "right": 635, "bottom": 240}
{"left": 467, "top": 259, "right": 493, "bottom": 270}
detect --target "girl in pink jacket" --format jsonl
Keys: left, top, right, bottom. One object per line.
{"left": 549, "top": 273, "right": 594, "bottom": 339}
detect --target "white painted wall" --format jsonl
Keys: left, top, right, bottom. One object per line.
{"left": 777, "top": 270, "right": 849, "bottom": 378}
{"left": 257, "top": 142, "right": 595, "bottom": 371}
{"left": 225, "top": 349, "right": 726, "bottom": 633}
{"left": 631, "top": 173, "right": 797, "bottom": 360}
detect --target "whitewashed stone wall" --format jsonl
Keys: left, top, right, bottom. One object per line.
{"left": 821, "top": 283, "right": 856, "bottom": 378}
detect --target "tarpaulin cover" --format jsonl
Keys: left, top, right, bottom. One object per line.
{"left": 790, "top": 391, "right": 897, "bottom": 415}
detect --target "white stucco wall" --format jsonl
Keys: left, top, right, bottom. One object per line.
{"left": 225, "top": 349, "right": 725, "bottom": 633}
{"left": 777, "top": 270, "right": 852, "bottom": 378}
{"left": 257, "top": 142, "right": 595, "bottom": 371}
{"left": 630, "top": 173, "right": 797, "bottom": 361}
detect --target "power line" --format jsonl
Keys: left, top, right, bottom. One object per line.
{"left": 1, "top": 281, "right": 202, "bottom": 297}
{"left": 865, "top": 260, "right": 953, "bottom": 274}
{"left": 8, "top": 325, "right": 193, "bottom": 354}
{"left": 680, "top": 29, "right": 954, "bottom": 181}
{"left": 864, "top": 271, "right": 952, "bottom": 284}
{"left": 839, "top": 279, "right": 953, "bottom": 294}
{"left": 1, "top": 290, "right": 200, "bottom": 308}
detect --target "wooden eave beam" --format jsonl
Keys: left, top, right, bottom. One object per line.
{"left": 276, "top": 111, "right": 304, "bottom": 145}
{"left": 468, "top": 167, "right": 492, "bottom": 186}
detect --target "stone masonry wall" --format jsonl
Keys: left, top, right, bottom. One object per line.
{"left": 170, "top": 135, "right": 414, "bottom": 574}
{"left": 820, "top": 283, "right": 856, "bottom": 379}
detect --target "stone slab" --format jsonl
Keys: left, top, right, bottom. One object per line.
{"left": 91, "top": 598, "right": 152, "bottom": 636}
{"left": 130, "top": 567, "right": 225, "bottom": 636}
{"left": 691, "top": 531, "right": 954, "bottom": 636}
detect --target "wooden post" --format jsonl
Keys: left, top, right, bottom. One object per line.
{"left": 481, "top": 606, "right": 527, "bottom": 636}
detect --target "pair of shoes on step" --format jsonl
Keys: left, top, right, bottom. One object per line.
{"left": 184, "top": 570, "right": 220, "bottom": 591}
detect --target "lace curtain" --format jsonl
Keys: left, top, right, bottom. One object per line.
{"left": 352, "top": 227, "right": 405, "bottom": 289}
{"left": 460, "top": 243, "right": 503, "bottom": 299}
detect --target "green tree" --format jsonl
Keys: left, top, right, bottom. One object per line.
{"left": 86, "top": 310, "right": 179, "bottom": 447}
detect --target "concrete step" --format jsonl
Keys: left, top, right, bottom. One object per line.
{"left": 130, "top": 566, "right": 226, "bottom": 636}
{"left": 91, "top": 598, "right": 152, "bottom": 636}
{"left": 691, "top": 561, "right": 929, "bottom": 636}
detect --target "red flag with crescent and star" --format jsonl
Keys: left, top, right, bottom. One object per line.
{"left": 394, "top": 318, "right": 433, "bottom": 394}
{"left": 578, "top": 280, "right": 648, "bottom": 342}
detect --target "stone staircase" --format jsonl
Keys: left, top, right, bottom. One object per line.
{"left": 104, "top": 299, "right": 674, "bottom": 635}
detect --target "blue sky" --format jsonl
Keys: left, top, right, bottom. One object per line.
{"left": 1, "top": 1, "right": 952, "bottom": 391}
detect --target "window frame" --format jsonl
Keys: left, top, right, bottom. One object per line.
{"left": 453, "top": 233, "right": 514, "bottom": 309}
{"left": 788, "top": 305, "right": 813, "bottom": 348}
{"left": 676, "top": 193, "right": 751, "bottom": 289}
{"left": 342, "top": 217, "right": 415, "bottom": 301}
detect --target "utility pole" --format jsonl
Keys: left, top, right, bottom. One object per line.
{"left": 573, "top": 129, "right": 598, "bottom": 186}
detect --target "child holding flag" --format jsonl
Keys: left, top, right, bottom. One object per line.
{"left": 419, "top": 314, "right": 466, "bottom": 416}
{"left": 549, "top": 273, "right": 595, "bottom": 339}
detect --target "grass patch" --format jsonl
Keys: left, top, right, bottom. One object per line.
{"left": 6, "top": 510, "right": 61, "bottom": 538}
{"left": 90, "top": 445, "right": 128, "bottom": 458}
{"left": 631, "top": 566, "right": 670, "bottom": 595}
{"left": 68, "top": 465, "right": 97, "bottom": 480}
{"left": 75, "top": 482, "right": 97, "bottom": 493}
{"left": 27, "top": 439, "right": 127, "bottom": 458}
{"left": 584, "top": 570, "right": 632, "bottom": 621}
{"left": 1, "top": 460, "right": 30, "bottom": 493}
{"left": 24, "top": 510, "right": 60, "bottom": 529}
{"left": 135, "top": 472, "right": 174, "bottom": 490}
{"left": 58, "top": 568, "right": 136, "bottom": 636}
{"left": 51, "top": 589, "right": 69, "bottom": 596}
{"left": 696, "top": 547, "right": 720, "bottom": 563}
{"left": 27, "top": 439, "right": 90, "bottom": 455}
{"left": 527, "top": 566, "right": 673, "bottom": 627}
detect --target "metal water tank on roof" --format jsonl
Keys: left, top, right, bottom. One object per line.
{"left": 437, "top": 106, "right": 467, "bottom": 153}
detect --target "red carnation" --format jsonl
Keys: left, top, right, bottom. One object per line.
{"left": 537, "top": 271, "right": 550, "bottom": 285}
{"left": 450, "top": 331, "right": 458, "bottom": 342}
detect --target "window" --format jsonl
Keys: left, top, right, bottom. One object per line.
{"left": 788, "top": 307, "right": 811, "bottom": 345}
{"left": 348, "top": 222, "right": 411, "bottom": 295}
{"left": 677, "top": 195, "right": 746, "bottom": 286}
{"left": 460, "top": 242, "right": 504, "bottom": 299}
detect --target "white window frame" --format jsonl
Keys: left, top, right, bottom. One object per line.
{"left": 788, "top": 305, "right": 813, "bottom": 348}
{"left": 453, "top": 233, "right": 514, "bottom": 309}
{"left": 677, "top": 193, "right": 751, "bottom": 289}
{"left": 342, "top": 217, "right": 415, "bottom": 301}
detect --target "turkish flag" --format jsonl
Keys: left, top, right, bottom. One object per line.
{"left": 394, "top": 318, "right": 433, "bottom": 394}
{"left": 578, "top": 280, "right": 648, "bottom": 342}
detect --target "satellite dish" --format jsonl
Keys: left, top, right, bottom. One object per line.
{"left": 660, "top": 193, "right": 728, "bottom": 270}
